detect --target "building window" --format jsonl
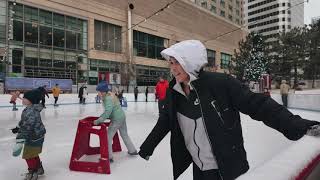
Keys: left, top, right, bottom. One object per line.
{"left": 13, "top": 20, "right": 23, "bottom": 41}
{"left": 8, "top": 2, "right": 88, "bottom": 82}
{"left": 282, "top": 17, "right": 285, "bottom": 21}
{"left": 133, "top": 30, "right": 167, "bottom": 60}
{"left": 39, "top": 26, "right": 52, "bottom": 45}
{"left": 66, "top": 31, "right": 77, "bottom": 49}
{"left": 221, "top": 53, "right": 231, "bottom": 69}
{"left": 88, "top": 59, "right": 123, "bottom": 85}
{"left": 201, "top": 1, "right": 208, "bottom": 8}
{"left": 236, "top": 19, "right": 240, "bottom": 25}
{"left": 288, "top": 18, "right": 291, "bottom": 22}
{"left": 53, "top": 13, "right": 65, "bottom": 29}
{"left": 211, "top": 5, "right": 217, "bottom": 13}
{"left": 11, "top": 3, "right": 23, "bottom": 20}
{"left": 136, "top": 65, "right": 170, "bottom": 86}
{"left": 228, "top": 14, "right": 233, "bottom": 21}
{"left": 220, "top": 0, "right": 225, "bottom": 8}
{"left": 94, "top": 20, "right": 122, "bottom": 53}
{"left": 24, "top": 6, "right": 38, "bottom": 22}
{"left": 229, "top": 5, "right": 233, "bottom": 12}
{"left": 39, "top": 47, "right": 52, "bottom": 67}
{"left": 236, "top": 0, "right": 240, "bottom": 8}
{"left": 288, "top": 25, "right": 291, "bottom": 29}
{"left": 53, "top": 28, "right": 64, "bottom": 48}
{"left": 220, "top": 10, "right": 225, "bottom": 17}
{"left": 236, "top": 9, "right": 240, "bottom": 16}
{"left": 25, "top": 22, "right": 38, "bottom": 44}
{"left": 12, "top": 49, "right": 23, "bottom": 73}
{"left": 282, "top": 3, "right": 285, "bottom": 6}
{"left": 39, "top": 10, "right": 52, "bottom": 26}
{"left": 207, "top": 49, "right": 216, "bottom": 66}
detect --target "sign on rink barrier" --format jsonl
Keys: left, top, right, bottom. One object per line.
{"left": 5, "top": 77, "right": 72, "bottom": 92}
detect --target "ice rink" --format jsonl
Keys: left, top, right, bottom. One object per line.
{"left": 0, "top": 99, "right": 319, "bottom": 180}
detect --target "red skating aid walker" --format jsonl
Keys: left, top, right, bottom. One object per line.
{"left": 69, "top": 116, "right": 122, "bottom": 174}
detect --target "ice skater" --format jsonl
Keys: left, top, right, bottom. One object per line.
{"left": 94, "top": 81, "right": 138, "bottom": 162}
{"left": 11, "top": 89, "right": 46, "bottom": 180}
{"left": 280, "top": 80, "right": 290, "bottom": 107}
{"left": 145, "top": 87, "right": 149, "bottom": 102}
{"left": 37, "top": 85, "right": 49, "bottom": 108}
{"left": 52, "top": 84, "right": 61, "bottom": 106}
{"left": 138, "top": 40, "right": 320, "bottom": 180}
{"left": 134, "top": 87, "right": 139, "bottom": 102}
{"left": 82, "top": 86, "right": 88, "bottom": 104}
{"left": 10, "top": 90, "right": 22, "bottom": 111}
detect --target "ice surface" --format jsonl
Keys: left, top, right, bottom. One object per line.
{"left": 0, "top": 94, "right": 319, "bottom": 180}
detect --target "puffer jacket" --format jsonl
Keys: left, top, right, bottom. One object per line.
{"left": 155, "top": 80, "right": 169, "bottom": 100}
{"left": 139, "top": 40, "right": 319, "bottom": 180}
{"left": 17, "top": 104, "right": 46, "bottom": 146}
{"left": 97, "top": 93, "right": 126, "bottom": 123}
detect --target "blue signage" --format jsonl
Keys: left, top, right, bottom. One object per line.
{"left": 5, "top": 77, "right": 73, "bottom": 91}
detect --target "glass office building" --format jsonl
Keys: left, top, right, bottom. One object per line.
{"left": 7, "top": 2, "right": 88, "bottom": 84}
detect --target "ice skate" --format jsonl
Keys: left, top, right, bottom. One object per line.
{"left": 24, "top": 169, "right": 38, "bottom": 180}
{"left": 37, "top": 162, "right": 44, "bottom": 175}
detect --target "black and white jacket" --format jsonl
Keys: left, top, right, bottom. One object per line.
{"left": 139, "top": 72, "right": 318, "bottom": 180}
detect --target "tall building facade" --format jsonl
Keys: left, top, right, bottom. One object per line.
{"left": 244, "top": 0, "right": 304, "bottom": 42}
{"left": 191, "top": 0, "right": 245, "bottom": 26}
{"left": 0, "top": 0, "right": 246, "bottom": 86}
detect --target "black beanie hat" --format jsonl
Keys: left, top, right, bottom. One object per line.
{"left": 23, "top": 90, "right": 41, "bottom": 104}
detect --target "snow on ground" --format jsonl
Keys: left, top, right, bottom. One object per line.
{"left": 0, "top": 97, "right": 319, "bottom": 180}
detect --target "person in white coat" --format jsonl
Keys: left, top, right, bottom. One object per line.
{"left": 82, "top": 86, "right": 88, "bottom": 104}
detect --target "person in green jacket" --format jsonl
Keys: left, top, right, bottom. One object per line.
{"left": 93, "top": 81, "right": 138, "bottom": 162}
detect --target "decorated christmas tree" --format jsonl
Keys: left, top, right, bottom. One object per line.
{"left": 231, "top": 32, "right": 269, "bottom": 82}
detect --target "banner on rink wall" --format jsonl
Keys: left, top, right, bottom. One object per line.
{"left": 5, "top": 77, "right": 73, "bottom": 92}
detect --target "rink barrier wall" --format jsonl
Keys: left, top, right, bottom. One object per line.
{"left": 236, "top": 136, "right": 320, "bottom": 180}
{"left": 0, "top": 93, "right": 158, "bottom": 108}
{"left": 0, "top": 93, "right": 320, "bottom": 112}
{"left": 271, "top": 94, "right": 320, "bottom": 112}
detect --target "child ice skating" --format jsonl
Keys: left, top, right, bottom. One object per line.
{"left": 12, "top": 90, "right": 46, "bottom": 180}
{"left": 94, "top": 81, "right": 138, "bottom": 162}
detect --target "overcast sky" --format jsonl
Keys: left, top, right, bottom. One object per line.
{"left": 304, "top": 0, "right": 320, "bottom": 24}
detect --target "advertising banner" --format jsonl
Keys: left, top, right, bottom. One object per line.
{"left": 5, "top": 77, "right": 73, "bottom": 91}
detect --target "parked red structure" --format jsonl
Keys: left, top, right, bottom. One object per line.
{"left": 295, "top": 153, "right": 320, "bottom": 180}
{"left": 69, "top": 116, "right": 122, "bottom": 174}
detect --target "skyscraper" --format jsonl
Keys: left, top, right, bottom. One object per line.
{"left": 191, "top": 0, "right": 245, "bottom": 26}
{"left": 244, "top": 0, "right": 304, "bottom": 43}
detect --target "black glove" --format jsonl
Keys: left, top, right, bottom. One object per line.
{"left": 11, "top": 126, "right": 19, "bottom": 134}
{"left": 138, "top": 150, "right": 150, "bottom": 161}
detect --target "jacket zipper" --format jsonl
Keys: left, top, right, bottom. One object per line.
{"left": 191, "top": 83, "right": 224, "bottom": 180}
{"left": 193, "top": 118, "right": 204, "bottom": 170}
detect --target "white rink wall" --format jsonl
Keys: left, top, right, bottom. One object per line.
{"left": 236, "top": 136, "right": 320, "bottom": 180}
{"left": 271, "top": 93, "right": 320, "bottom": 111}
{"left": 1, "top": 89, "right": 320, "bottom": 111}
{"left": 0, "top": 93, "right": 157, "bottom": 107}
